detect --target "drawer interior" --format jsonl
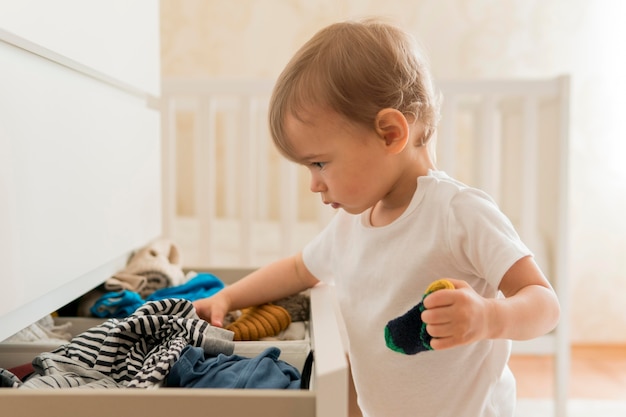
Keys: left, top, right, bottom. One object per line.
{"left": 0, "top": 316, "right": 311, "bottom": 372}
{"left": 0, "top": 270, "right": 348, "bottom": 417}
{"left": 0, "top": 316, "right": 316, "bottom": 417}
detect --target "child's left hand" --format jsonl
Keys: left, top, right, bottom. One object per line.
{"left": 420, "top": 279, "right": 492, "bottom": 350}
{"left": 420, "top": 256, "right": 560, "bottom": 350}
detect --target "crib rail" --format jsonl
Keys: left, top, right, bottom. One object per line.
{"left": 161, "top": 76, "right": 568, "bottom": 274}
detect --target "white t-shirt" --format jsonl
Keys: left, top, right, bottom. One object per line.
{"left": 303, "top": 170, "right": 530, "bottom": 417}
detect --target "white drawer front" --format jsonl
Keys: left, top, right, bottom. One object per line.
{"left": 0, "top": 40, "right": 161, "bottom": 341}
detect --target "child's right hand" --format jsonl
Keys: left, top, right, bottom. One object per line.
{"left": 193, "top": 292, "right": 232, "bottom": 327}
{"left": 192, "top": 254, "right": 319, "bottom": 328}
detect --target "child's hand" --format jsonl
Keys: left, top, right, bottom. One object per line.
{"left": 420, "top": 278, "right": 492, "bottom": 350}
{"left": 192, "top": 292, "right": 232, "bottom": 328}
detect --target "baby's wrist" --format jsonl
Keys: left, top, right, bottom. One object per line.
{"left": 485, "top": 299, "right": 505, "bottom": 340}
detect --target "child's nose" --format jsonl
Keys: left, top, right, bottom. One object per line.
{"left": 309, "top": 173, "right": 326, "bottom": 193}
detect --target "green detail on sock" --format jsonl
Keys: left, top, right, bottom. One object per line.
{"left": 418, "top": 304, "right": 434, "bottom": 351}
{"left": 384, "top": 326, "right": 406, "bottom": 354}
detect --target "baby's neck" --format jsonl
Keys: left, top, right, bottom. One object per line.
{"left": 370, "top": 145, "right": 434, "bottom": 226}
{"left": 369, "top": 176, "right": 419, "bottom": 227}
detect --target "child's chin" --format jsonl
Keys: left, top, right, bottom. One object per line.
{"left": 341, "top": 206, "right": 365, "bottom": 214}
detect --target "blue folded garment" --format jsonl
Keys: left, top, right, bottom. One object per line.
{"left": 90, "top": 290, "right": 144, "bottom": 318}
{"left": 91, "top": 273, "right": 226, "bottom": 318}
{"left": 147, "top": 272, "right": 225, "bottom": 302}
{"left": 166, "top": 346, "right": 301, "bottom": 389}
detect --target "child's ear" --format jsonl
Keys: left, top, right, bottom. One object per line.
{"left": 375, "top": 108, "right": 409, "bottom": 154}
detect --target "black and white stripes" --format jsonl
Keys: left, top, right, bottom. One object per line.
{"left": 15, "top": 299, "right": 234, "bottom": 389}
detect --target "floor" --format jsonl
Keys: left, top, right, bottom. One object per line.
{"left": 509, "top": 344, "right": 626, "bottom": 399}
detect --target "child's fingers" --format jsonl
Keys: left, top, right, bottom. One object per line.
{"left": 442, "top": 278, "right": 471, "bottom": 290}
{"left": 210, "top": 313, "right": 224, "bottom": 328}
{"left": 424, "top": 318, "right": 468, "bottom": 350}
{"left": 193, "top": 295, "right": 232, "bottom": 328}
{"left": 425, "top": 322, "right": 452, "bottom": 339}
{"left": 421, "top": 305, "right": 452, "bottom": 325}
{"left": 422, "top": 288, "right": 455, "bottom": 309}
{"left": 423, "top": 284, "right": 492, "bottom": 349}
{"left": 193, "top": 299, "right": 222, "bottom": 327}
{"left": 192, "top": 300, "right": 207, "bottom": 317}
{"left": 422, "top": 279, "right": 473, "bottom": 309}
{"left": 428, "top": 335, "right": 456, "bottom": 351}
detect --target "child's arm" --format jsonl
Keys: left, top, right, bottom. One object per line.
{"left": 193, "top": 252, "right": 319, "bottom": 327}
{"left": 420, "top": 255, "right": 560, "bottom": 350}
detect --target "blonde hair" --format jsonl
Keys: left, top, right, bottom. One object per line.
{"left": 269, "top": 19, "right": 441, "bottom": 159}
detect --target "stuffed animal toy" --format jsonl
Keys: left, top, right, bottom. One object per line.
{"left": 105, "top": 238, "right": 185, "bottom": 298}
{"left": 384, "top": 278, "right": 455, "bottom": 354}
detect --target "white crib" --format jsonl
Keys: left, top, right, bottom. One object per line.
{"left": 161, "top": 76, "right": 571, "bottom": 417}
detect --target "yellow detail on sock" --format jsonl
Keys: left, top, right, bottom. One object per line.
{"left": 425, "top": 279, "right": 455, "bottom": 295}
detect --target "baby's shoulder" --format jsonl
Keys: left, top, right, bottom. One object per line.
{"left": 421, "top": 174, "right": 498, "bottom": 216}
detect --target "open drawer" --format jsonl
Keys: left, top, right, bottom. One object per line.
{"left": 0, "top": 270, "right": 348, "bottom": 417}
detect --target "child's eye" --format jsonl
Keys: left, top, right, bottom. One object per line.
{"left": 311, "top": 162, "right": 326, "bottom": 169}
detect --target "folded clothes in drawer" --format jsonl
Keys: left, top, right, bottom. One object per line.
{"left": 0, "top": 300, "right": 311, "bottom": 385}
{"left": 0, "top": 316, "right": 104, "bottom": 369}
{"left": 0, "top": 280, "right": 347, "bottom": 417}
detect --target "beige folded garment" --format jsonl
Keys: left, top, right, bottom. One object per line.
{"left": 104, "top": 272, "right": 148, "bottom": 294}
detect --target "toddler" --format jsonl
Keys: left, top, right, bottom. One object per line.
{"left": 194, "top": 18, "right": 560, "bottom": 417}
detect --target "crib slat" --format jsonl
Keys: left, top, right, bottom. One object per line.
{"left": 553, "top": 75, "right": 571, "bottom": 417}
{"left": 280, "top": 160, "right": 299, "bottom": 258}
{"left": 224, "top": 100, "right": 239, "bottom": 219}
{"left": 476, "top": 95, "right": 501, "bottom": 203}
{"left": 195, "top": 97, "right": 217, "bottom": 266}
{"left": 520, "top": 96, "right": 539, "bottom": 241}
{"left": 160, "top": 96, "right": 177, "bottom": 240}
{"left": 256, "top": 99, "right": 270, "bottom": 221}
{"left": 437, "top": 94, "right": 458, "bottom": 176}
{"left": 240, "top": 96, "right": 255, "bottom": 266}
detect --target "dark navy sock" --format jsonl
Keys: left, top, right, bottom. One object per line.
{"left": 384, "top": 296, "right": 430, "bottom": 354}
{"left": 384, "top": 279, "right": 454, "bottom": 355}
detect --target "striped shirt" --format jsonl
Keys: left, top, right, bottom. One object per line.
{"left": 18, "top": 299, "right": 235, "bottom": 389}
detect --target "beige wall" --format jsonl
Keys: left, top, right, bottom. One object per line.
{"left": 160, "top": 0, "right": 626, "bottom": 344}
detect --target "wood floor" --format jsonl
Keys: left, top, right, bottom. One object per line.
{"left": 509, "top": 344, "right": 626, "bottom": 399}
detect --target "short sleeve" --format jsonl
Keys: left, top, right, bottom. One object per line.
{"left": 446, "top": 188, "right": 531, "bottom": 289}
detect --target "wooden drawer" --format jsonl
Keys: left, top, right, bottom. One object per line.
{"left": 0, "top": 34, "right": 161, "bottom": 343}
{"left": 0, "top": 271, "right": 348, "bottom": 417}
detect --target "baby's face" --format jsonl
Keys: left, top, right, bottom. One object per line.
{"left": 282, "top": 108, "right": 397, "bottom": 215}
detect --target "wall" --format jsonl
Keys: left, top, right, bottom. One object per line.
{"left": 160, "top": 0, "right": 626, "bottom": 344}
